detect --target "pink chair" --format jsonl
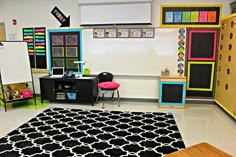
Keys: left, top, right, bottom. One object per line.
{"left": 96, "top": 72, "right": 120, "bottom": 108}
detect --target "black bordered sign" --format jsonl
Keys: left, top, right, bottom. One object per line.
{"left": 160, "top": 4, "right": 222, "bottom": 27}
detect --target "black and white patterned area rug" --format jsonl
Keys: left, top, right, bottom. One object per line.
{"left": 0, "top": 108, "right": 185, "bottom": 157}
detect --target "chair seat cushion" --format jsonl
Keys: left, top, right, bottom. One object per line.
{"left": 98, "top": 82, "right": 120, "bottom": 89}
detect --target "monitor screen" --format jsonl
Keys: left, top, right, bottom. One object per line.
{"left": 52, "top": 67, "right": 64, "bottom": 75}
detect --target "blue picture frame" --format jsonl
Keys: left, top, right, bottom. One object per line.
{"left": 159, "top": 81, "right": 186, "bottom": 106}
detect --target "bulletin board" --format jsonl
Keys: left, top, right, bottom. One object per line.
{"left": 160, "top": 4, "right": 222, "bottom": 27}
{"left": 187, "top": 29, "right": 218, "bottom": 61}
{"left": 159, "top": 82, "right": 186, "bottom": 105}
{"left": 187, "top": 62, "right": 215, "bottom": 91}
{"left": 0, "top": 42, "right": 32, "bottom": 85}
{"left": 48, "top": 29, "right": 83, "bottom": 74}
{"left": 83, "top": 28, "right": 185, "bottom": 76}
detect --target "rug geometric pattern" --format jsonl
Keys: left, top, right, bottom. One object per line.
{"left": 0, "top": 108, "right": 185, "bottom": 157}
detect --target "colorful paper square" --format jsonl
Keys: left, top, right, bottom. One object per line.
{"left": 191, "top": 11, "right": 199, "bottom": 22}
{"left": 174, "top": 12, "right": 182, "bottom": 23}
{"left": 208, "top": 11, "right": 217, "bottom": 22}
{"left": 199, "top": 11, "right": 208, "bottom": 22}
{"left": 165, "top": 12, "right": 173, "bottom": 23}
{"left": 182, "top": 12, "right": 191, "bottom": 22}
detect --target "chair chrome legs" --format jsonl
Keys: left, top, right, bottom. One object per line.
{"left": 96, "top": 90, "right": 99, "bottom": 103}
{"left": 111, "top": 91, "right": 115, "bottom": 101}
{"left": 96, "top": 89, "right": 120, "bottom": 109}
{"left": 117, "top": 89, "right": 120, "bottom": 106}
{"left": 102, "top": 91, "right": 105, "bottom": 109}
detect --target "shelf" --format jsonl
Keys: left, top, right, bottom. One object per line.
{"left": 56, "top": 98, "right": 66, "bottom": 100}
{"left": 55, "top": 89, "right": 78, "bottom": 92}
{"left": 4, "top": 96, "right": 34, "bottom": 103}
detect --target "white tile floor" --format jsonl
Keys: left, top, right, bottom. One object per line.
{"left": 0, "top": 101, "right": 236, "bottom": 156}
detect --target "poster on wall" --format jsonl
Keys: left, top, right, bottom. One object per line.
{"left": 117, "top": 28, "right": 129, "bottom": 38}
{"left": 93, "top": 29, "right": 105, "bottom": 38}
{"left": 129, "top": 28, "right": 142, "bottom": 38}
{"left": 93, "top": 28, "right": 155, "bottom": 38}
{"left": 104, "top": 28, "right": 116, "bottom": 38}
{"left": 142, "top": 28, "right": 155, "bottom": 38}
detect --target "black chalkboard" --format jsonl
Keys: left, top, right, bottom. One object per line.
{"left": 188, "top": 29, "right": 218, "bottom": 59}
{"left": 189, "top": 63, "right": 213, "bottom": 89}
{"left": 162, "top": 84, "right": 183, "bottom": 103}
{"left": 191, "top": 33, "right": 214, "bottom": 58}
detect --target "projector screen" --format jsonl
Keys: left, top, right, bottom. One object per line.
{"left": 79, "top": 1, "right": 152, "bottom": 26}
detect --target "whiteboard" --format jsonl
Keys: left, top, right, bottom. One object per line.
{"left": 83, "top": 28, "right": 183, "bottom": 76}
{"left": 79, "top": 2, "right": 152, "bottom": 25}
{"left": 0, "top": 42, "right": 32, "bottom": 85}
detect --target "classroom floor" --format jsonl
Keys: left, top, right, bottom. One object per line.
{"left": 0, "top": 101, "right": 235, "bottom": 156}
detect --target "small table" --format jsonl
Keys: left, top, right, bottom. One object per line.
{"left": 159, "top": 76, "right": 186, "bottom": 108}
{"left": 164, "top": 142, "right": 233, "bottom": 157}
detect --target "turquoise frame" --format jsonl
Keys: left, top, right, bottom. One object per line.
{"left": 47, "top": 29, "right": 83, "bottom": 75}
{"left": 159, "top": 81, "right": 186, "bottom": 106}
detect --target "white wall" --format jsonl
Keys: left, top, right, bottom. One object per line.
{"left": 1, "top": 0, "right": 81, "bottom": 40}
{"left": 152, "top": 0, "right": 235, "bottom": 26}
{"left": 0, "top": 1, "right": 4, "bottom": 22}
{"left": 0, "top": 0, "right": 234, "bottom": 99}
{"left": 1, "top": 0, "right": 234, "bottom": 41}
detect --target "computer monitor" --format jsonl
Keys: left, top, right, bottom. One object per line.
{"left": 50, "top": 67, "right": 64, "bottom": 78}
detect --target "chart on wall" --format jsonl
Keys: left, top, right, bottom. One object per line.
{"left": 23, "top": 27, "right": 47, "bottom": 69}
{"left": 83, "top": 28, "right": 186, "bottom": 76}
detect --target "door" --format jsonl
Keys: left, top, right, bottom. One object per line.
{"left": 39, "top": 78, "right": 55, "bottom": 101}
{"left": 0, "top": 23, "right": 5, "bottom": 41}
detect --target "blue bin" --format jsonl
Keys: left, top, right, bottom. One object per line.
{"left": 67, "top": 92, "right": 77, "bottom": 100}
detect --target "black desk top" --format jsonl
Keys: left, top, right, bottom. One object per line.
{"left": 40, "top": 75, "right": 97, "bottom": 80}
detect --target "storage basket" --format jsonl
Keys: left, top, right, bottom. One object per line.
{"left": 67, "top": 92, "right": 77, "bottom": 100}
{"left": 161, "top": 71, "right": 170, "bottom": 76}
{"left": 22, "top": 90, "right": 33, "bottom": 98}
